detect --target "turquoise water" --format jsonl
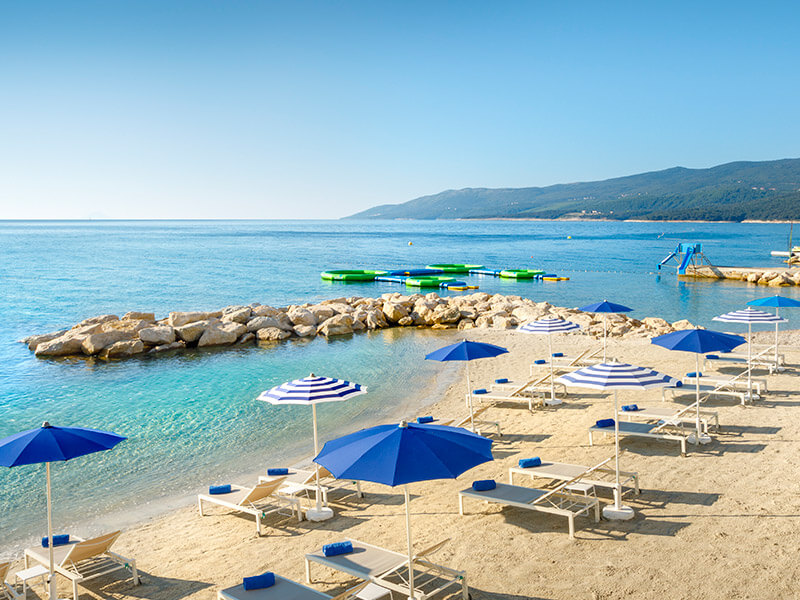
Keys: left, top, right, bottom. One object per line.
{"left": 1, "top": 219, "right": 798, "bottom": 551}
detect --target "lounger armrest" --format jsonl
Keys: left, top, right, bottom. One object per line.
{"left": 415, "top": 538, "right": 450, "bottom": 559}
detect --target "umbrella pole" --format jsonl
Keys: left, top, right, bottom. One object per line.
{"left": 46, "top": 461, "right": 56, "bottom": 600}
{"left": 404, "top": 484, "right": 415, "bottom": 600}
{"left": 613, "top": 390, "right": 621, "bottom": 510}
{"left": 695, "top": 354, "right": 702, "bottom": 440}
{"left": 747, "top": 322, "right": 753, "bottom": 401}
{"left": 775, "top": 307, "right": 780, "bottom": 370}
{"left": 312, "top": 405, "right": 323, "bottom": 512}
{"left": 548, "top": 334, "right": 555, "bottom": 403}
{"left": 466, "top": 361, "right": 475, "bottom": 433}
{"left": 603, "top": 314, "right": 607, "bottom": 362}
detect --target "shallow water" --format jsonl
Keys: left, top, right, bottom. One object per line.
{"left": 1, "top": 219, "right": 797, "bottom": 551}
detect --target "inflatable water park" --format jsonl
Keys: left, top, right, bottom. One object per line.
{"left": 321, "top": 264, "right": 569, "bottom": 290}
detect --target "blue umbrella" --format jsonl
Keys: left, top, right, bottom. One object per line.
{"left": 425, "top": 340, "right": 508, "bottom": 432}
{"left": 556, "top": 363, "right": 677, "bottom": 520}
{"left": 579, "top": 300, "right": 634, "bottom": 362}
{"left": 315, "top": 421, "right": 492, "bottom": 598}
{"left": 257, "top": 374, "right": 366, "bottom": 521}
{"left": 0, "top": 422, "right": 126, "bottom": 600}
{"left": 651, "top": 329, "right": 745, "bottom": 439}
{"left": 747, "top": 295, "right": 800, "bottom": 370}
{"left": 517, "top": 318, "right": 581, "bottom": 404}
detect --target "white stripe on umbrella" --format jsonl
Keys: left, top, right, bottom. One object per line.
{"left": 518, "top": 318, "right": 580, "bottom": 404}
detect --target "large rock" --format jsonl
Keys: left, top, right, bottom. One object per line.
{"left": 222, "top": 307, "right": 252, "bottom": 324}
{"left": 76, "top": 314, "right": 119, "bottom": 327}
{"left": 433, "top": 306, "right": 461, "bottom": 324}
{"left": 99, "top": 339, "right": 144, "bottom": 360}
{"left": 246, "top": 316, "right": 294, "bottom": 333}
{"left": 101, "top": 319, "right": 151, "bottom": 334}
{"left": 174, "top": 320, "right": 210, "bottom": 343}
{"left": 318, "top": 314, "right": 354, "bottom": 337}
{"left": 139, "top": 326, "right": 176, "bottom": 345}
{"left": 149, "top": 341, "right": 186, "bottom": 354}
{"left": 293, "top": 324, "right": 317, "bottom": 337}
{"left": 383, "top": 302, "right": 409, "bottom": 323}
{"left": 168, "top": 311, "right": 222, "bottom": 328}
{"left": 671, "top": 319, "right": 694, "bottom": 330}
{"left": 81, "top": 330, "right": 135, "bottom": 355}
{"left": 236, "top": 332, "right": 256, "bottom": 345}
{"left": 746, "top": 272, "right": 760, "bottom": 283}
{"left": 475, "top": 316, "right": 493, "bottom": 328}
{"left": 642, "top": 317, "right": 670, "bottom": 330}
{"left": 309, "top": 305, "right": 336, "bottom": 321}
{"left": 122, "top": 312, "right": 155, "bottom": 322}
{"left": 257, "top": 327, "right": 293, "bottom": 341}
{"left": 365, "top": 310, "right": 384, "bottom": 329}
{"left": 24, "top": 330, "right": 68, "bottom": 352}
{"left": 198, "top": 322, "right": 246, "bottom": 347}
{"left": 288, "top": 308, "right": 317, "bottom": 327}
{"left": 35, "top": 324, "right": 103, "bottom": 356}
{"left": 251, "top": 305, "right": 282, "bottom": 317}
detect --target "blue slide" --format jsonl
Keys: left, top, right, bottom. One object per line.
{"left": 677, "top": 247, "right": 694, "bottom": 274}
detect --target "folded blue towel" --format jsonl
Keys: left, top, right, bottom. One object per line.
{"left": 322, "top": 541, "right": 353, "bottom": 557}
{"left": 552, "top": 352, "right": 564, "bottom": 358}
{"left": 675, "top": 380, "right": 683, "bottom": 387}
{"left": 595, "top": 418, "right": 615, "bottom": 428}
{"left": 267, "top": 468, "right": 289, "bottom": 476}
{"left": 243, "top": 572, "right": 275, "bottom": 591}
{"left": 686, "top": 372, "right": 702, "bottom": 378}
{"left": 473, "top": 388, "right": 488, "bottom": 395}
{"left": 534, "top": 359, "right": 546, "bottom": 365}
{"left": 621, "top": 404, "right": 639, "bottom": 412}
{"left": 518, "top": 457, "right": 541, "bottom": 468}
{"left": 41, "top": 534, "right": 70, "bottom": 548}
{"left": 417, "top": 416, "right": 434, "bottom": 424}
{"left": 209, "top": 484, "right": 232, "bottom": 495}
{"left": 706, "top": 354, "right": 719, "bottom": 360}
{"left": 472, "top": 479, "right": 496, "bottom": 491}
{"left": 495, "top": 378, "right": 509, "bottom": 384}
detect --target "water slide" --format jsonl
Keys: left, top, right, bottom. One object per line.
{"left": 677, "top": 246, "right": 694, "bottom": 274}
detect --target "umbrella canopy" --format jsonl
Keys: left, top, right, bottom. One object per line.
{"left": 0, "top": 422, "right": 126, "bottom": 600}
{"left": 747, "top": 296, "right": 800, "bottom": 370}
{"left": 315, "top": 421, "right": 492, "bottom": 597}
{"left": 257, "top": 375, "right": 366, "bottom": 520}
{"left": 425, "top": 340, "right": 509, "bottom": 432}
{"left": 579, "top": 300, "right": 633, "bottom": 362}
{"left": 556, "top": 363, "right": 676, "bottom": 519}
{"left": 651, "top": 328, "right": 746, "bottom": 439}
{"left": 714, "top": 309, "right": 786, "bottom": 398}
{"left": 518, "top": 318, "right": 580, "bottom": 404}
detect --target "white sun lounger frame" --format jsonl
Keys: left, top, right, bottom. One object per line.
{"left": 305, "top": 538, "right": 467, "bottom": 600}
{"left": 703, "top": 352, "right": 783, "bottom": 374}
{"left": 259, "top": 467, "right": 364, "bottom": 506}
{"left": 683, "top": 375, "right": 767, "bottom": 396}
{"left": 435, "top": 405, "right": 502, "bottom": 437}
{"left": 589, "top": 421, "right": 688, "bottom": 456}
{"left": 218, "top": 574, "right": 372, "bottom": 600}
{"left": 508, "top": 459, "right": 640, "bottom": 497}
{"left": 0, "top": 562, "right": 22, "bottom": 600}
{"left": 621, "top": 406, "right": 719, "bottom": 433}
{"left": 24, "top": 531, "right": 139, "bottom": 600}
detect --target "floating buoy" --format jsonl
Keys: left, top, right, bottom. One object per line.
{"left": 567, "top": 236, "right": 572, "bottom": 239}
{"left": 408, "top": 241, "right": 413, "bottom": 245}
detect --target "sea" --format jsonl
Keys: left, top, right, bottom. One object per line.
{"left": 1, "top": 219, "right": 797, "bottom": 552}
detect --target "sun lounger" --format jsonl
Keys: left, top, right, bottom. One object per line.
{"left": 683, "top": 374, "right": 767, "bottom": 396}
{"left": 621, "top": 405, "right": 719, "bottom": 433}
{"left": 434, "top": 405, "right": 502, "bottom": 437}
{"left": 259, "top": 466, "right": 364, "bottom": 506}
{"left": 665, "top": 383, "right": 748, "bottom": 405}
{"left": 704, "top": 352, "right": 783, "bottom": 374}
{"left": 589, "top": 421, "right": 688, "bottom": 456}
{"left": 458, "top": 480, "right": 600, "bottom": 539}
{"left": 218, "top": 574, "right": 374, "bottom": 600}
{"left": 198, "top": 478, "right": 304, "bottom": 535}
{"left": 0, "top": 562, "right": 22, "bottom": 600}
{"left": 469, "top": 391, "right": 545, "bottom": 411}
{"left": 23, "top": 531, "right": 139, "bottom": 600}
{"left": 528, "top": 347, "right": 603, "bottom": 376}
{"left": 305, "top": 538, "right": 467, "bottom": 600}
{"left": 508, "top": 458, "right": 640, "bottom": 497}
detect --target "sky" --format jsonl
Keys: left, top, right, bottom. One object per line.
{"left": 1, "top": 1, "right": 799, "bottom": 219}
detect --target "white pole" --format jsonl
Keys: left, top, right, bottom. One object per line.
{"left": 775, "top": 307, "right": 780, "bottom": 368}
{"left": 613, "top": 390, "right": 621, "bottom": 510}
{"left": 465, "top": 361, "right": 475, "bottom": 433}
{"left": 695, "top": 353, "right": 702, "bottom": 440}
{"left": 404, "top": 484, "right": 415, "bottom": 600}
{"left": 548, "top": 334, "right": 555, "bottom": 403}
{"left": 312, "top": 404, "right": 323, "bottom": 511}
{"left": 603, "top": 313, "right": 608, "bottom": 362}
{"left": 747, "top": 322, "right": 752, "bottom": 400}
{"left": 46, "top": 462, "right": 56, "bottom": 600}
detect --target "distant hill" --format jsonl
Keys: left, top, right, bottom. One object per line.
{"left": 347, "top": 159, "right": 800, "bottom": 221}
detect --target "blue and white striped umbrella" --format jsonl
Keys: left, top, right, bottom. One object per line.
{"left": 256, "top": 374, "right": 366, "bottom": 519}
{"left": 557, "top": 362, "right": 677, "bottom": 516}
{"left": 518, "top": 318, "right": 580, "bottom": 404}
{"left": 747, "top": 296, "right": 800, "bottom": 370}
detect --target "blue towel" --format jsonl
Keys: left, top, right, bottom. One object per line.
{"left": 472, "top": 479, "right": 496, "bottom": 491}
{"left": 675, "top": 381, "right": 683, "bottom": 387}
{"left": 595, "top": 418, "right": 615, "bottom": 428}
{"left": 495, "top": 378, "right": 509, "bottom": 384}
{"left": 243, "top": 572, "right": 275, "bottom": 591}
{"left": 267, "top": 468, "right": 289, "bottom": 476}
{"left": 417, "top": 416, "right": 434, "bottom": 424}
{"left": 534, "top": 359, "right": 546, "bottom": 365}
{"left": 518, "top": 457, "right": 541, "bottom": 468}
{"left": 41, "top": 534, "right": 70, "bottom": 548}
{"left": 473, "top": 388, "right": 488, "bottom": 395}
{"left": 209, "top": 484, "right": 232, "bottom": 495}
{"left": 552, "top": 352, "right": 564, "bottom": 358}
{"left": 621, "top": 404, "right": 639, "bottom": 412}
{"left": 706, "top": 354, "right": 719, "bottom": 360}
{"left": 322, "top": 541, "right": 353, "bottom": 557}
{"left": 686, "top": 372, "right": 702, "bottom": 378}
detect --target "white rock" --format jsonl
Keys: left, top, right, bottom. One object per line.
{"left": 139, "top": 326, "right": 176, "bottom": 345}
{"left": 257, "top": 327, "right": 293, "bottom": 341}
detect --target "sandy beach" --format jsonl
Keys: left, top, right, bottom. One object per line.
{"left": 9, "top": 326, "right": 800, "bottom": 600}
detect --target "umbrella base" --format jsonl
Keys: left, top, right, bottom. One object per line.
{"left": 688, "top": 432, "right": 712, "bottom": 445}
{"left": 306, "top": 507, "right": 334, "bottom": 521}
{"left": 544, "top": 398, "right": 563, "bottom": 406}
{"left": 603, "top": 505, "right": 635, "bottom": 520}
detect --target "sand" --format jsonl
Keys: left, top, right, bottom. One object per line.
{"left": 12, "top": 328, "right": 800, "bottom": 600}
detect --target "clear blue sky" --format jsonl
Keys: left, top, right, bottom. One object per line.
{"left": 1, "top": 1, "right": 798, "bottom": 219}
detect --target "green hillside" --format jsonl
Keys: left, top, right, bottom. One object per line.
{"left": 347, "top": 159, "right": 800, "bottom": 221}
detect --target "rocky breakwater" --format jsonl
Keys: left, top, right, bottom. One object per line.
{"left": 686, "top": 265, "right": 800, "bottom": 287}
{"left": 21, "top": 293, "right": 698, "bottom": 361}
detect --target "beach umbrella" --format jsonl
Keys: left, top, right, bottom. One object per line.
{"left": 651, "top": 329, "right": 745, "bottom": 442}
{"left": 257, "top": 374, "right": 366, "bottom": 521}
{"left": 579, "top": 300, "right": 633, "bottom": 362}
{"left": 0, "top": 422, "right": 126, "bottom": 600}
{"left": 518, "top": 318, "right": 580, "bottom": 405}
{"left": 747, "top": 295, "right": 800, "bottom": 371}
{"left": 556, "top": 363, "right": 677, "bottom": 520}
{"left": 425, "top": 340, "right": 509, "bottom": 432}
{"left": 314, "top": 420, "right": 492, "bottom": 599}
{"left": 713, "top": 308, "right": 786, "bottom": 399}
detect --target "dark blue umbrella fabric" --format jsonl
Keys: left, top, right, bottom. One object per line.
{"left": 747, "top": 295, "right": 800, "bottom": 308}
{"left": 424, "top": 340, "right": 508, "bottom": 362}
{"left": 579, "top": 300, "right": 633, "bottom": 314}
{"left": 315, "top": 421, "right": 493, "bottom": 487}
{"left": 0, "top": 423, "right": 126, "bottom": 467}
{"left": 650, "top": 328, "right": 745, "bottom": 354}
